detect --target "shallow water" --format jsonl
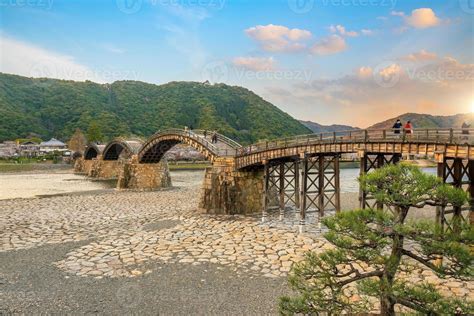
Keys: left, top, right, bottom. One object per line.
{"left": 0, "top": 168, "right": 439, "bottom": 200}
{"left": 340, "top": 167, "right": 437, "bottom": 193}
{"left": 0, "top": 171, "right": 111, "bottom": 200}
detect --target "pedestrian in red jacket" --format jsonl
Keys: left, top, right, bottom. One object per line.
{"left": 404, "top": 121, "right": 413, "bottom": 134}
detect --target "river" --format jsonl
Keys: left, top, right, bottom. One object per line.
{"left": 0, "top": 168, "right": 439, "bottom": 200}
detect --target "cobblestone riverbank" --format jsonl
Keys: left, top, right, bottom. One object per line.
{"left": 0, "top": 175, "right": 472, "bottom": 314}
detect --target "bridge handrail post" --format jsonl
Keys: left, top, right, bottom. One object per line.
{"left": 333, "top": 131, "right": 336, "bottom": 143}
{"left": 449, "top": 128, "right": 454, "bottom": 143}
{"left": 383, "top": 130, "right": 386, "bottom": 140}
{"left": 402, "top": 129, "right": 406, "bottom": 142}
{"left": 364, "top": 130, "right": 368, "bottom": 142}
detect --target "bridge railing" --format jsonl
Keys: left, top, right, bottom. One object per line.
{"left": 236, "top": 128, "right": 474, "bottom": 156}
{"left": 192, "top": 129, "right": 242, "bottom": 149}
{"left": 148, "top": 128, "right": 221, "bottom": 155}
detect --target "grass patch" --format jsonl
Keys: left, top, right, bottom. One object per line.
{"left": 168, "top": 162, "right": 211, "bottom": 170}
{"left": 0, "top": 163, "right": 70, "bottom": 173}
{"left": 0, "top": 164, "right": 39, "bottom": 173}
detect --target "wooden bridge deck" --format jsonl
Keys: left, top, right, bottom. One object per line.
{"left": 235, "top": 128, "right": 473, "bottom": 169}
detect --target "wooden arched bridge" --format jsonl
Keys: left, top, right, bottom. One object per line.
{"left": 76, "top": 127, "right": 473, "bottom": 231}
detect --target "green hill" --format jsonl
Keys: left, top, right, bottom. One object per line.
{"left": 0, "top": 73, "right": 310, "bottom": 143}
{"left": 300, "top": 120, "right": 359, "bottom": 133}
{"left": 369, "top": 113, "right": 472, "bottom": 130}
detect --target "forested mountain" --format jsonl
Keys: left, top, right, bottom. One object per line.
{"left": 300, "top": 120, "right": 359, "bottom": 133}
{"left": 0, "top": 73, "right": 310, "bottom": 143}
{"left": 369, "top": 113, "right": 471, "bottom": 129}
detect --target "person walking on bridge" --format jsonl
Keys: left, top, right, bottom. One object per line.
{"left": 392, "top": 119, "right": 402, "bottom": 135}
{"left": 462, "top": 122, "right": 470, "bottom": 141}
{"left": 462, "top": 122, "right": 470, "bottom": 135}
{"left": 404, "top": 121, "right": 413, "bottom": 135}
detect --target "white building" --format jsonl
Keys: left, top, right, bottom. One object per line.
{"left": 39, "top": 138, "right": 68, "bottom": 153}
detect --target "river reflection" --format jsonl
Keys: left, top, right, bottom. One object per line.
{"left": 340, "top": 167, "right": 437, "bottom": 193}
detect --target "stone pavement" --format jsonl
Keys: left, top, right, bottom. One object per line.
{"left": 1, "top": 186, "right": 472, "bottom": 304}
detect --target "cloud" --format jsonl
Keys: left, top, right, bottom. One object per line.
{"left": 390, "top": 11, "right": 405, "bottom": 17}
{"left": 0, "top": 35, "right": 102, "bottom": 82}
{"left": 245, "top": 24, "right": 312, "bottom": 52}
{"left": 377, "top": 63, "right": 403, "bottom": 79}
{"left": 232, "top": 57, "right": 276, "bottom": 71}
{"left": 102, "top": 43, "right": 125, "bottom": 54}
{"left": 361, "top": 29, "right": 375, "bottom": 36}
{"left": 264, "top": 56, "right": 473, "bottom": 126}
{"left": 329, "top": 25, "right": 358, "bottom": 37}
{"left": 400, "top": 50, "right": 437, "bottom": 62}
{"left": 405, "top": 8, "right": 441, "bottom": 29}
{"left": 357, "top": 66, "right": 373, "bottom": 79}
{"left": 310, "top": 35, "right": 347, "bottom": 55}
{"left": 406, "top": 56, "right": 474, "bottom": 84}
{"left": 391, "top": 8, "right": 442, "bottom": 30}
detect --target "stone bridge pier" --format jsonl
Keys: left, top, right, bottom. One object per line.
{"left": 74, "top": 157, "right": 97, "bottom": 176}
{"left": 88, "top": 158, "right": 124, "bottom": 179}
{"left": 117, "top": 155, "right": 172, "bottom": 190}
{"left": 199, "top": 158, "right": 266, "bottom": 215}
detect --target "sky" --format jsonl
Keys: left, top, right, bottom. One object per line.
{"left": 0, "top": 0, "right": 473, "bottom": 127}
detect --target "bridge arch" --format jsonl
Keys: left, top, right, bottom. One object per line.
{"left": 103, "top": 138, "right": 144, "bottom": 161}
{"left": 138, "top": 129, "right": 241, "bottom": 163}
{"left": 84, "top": 144, "right": 105, "bottom": 160}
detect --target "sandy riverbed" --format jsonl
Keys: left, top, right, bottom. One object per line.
{"left": 0, "top": 170, "right": 113, "bottom": 200}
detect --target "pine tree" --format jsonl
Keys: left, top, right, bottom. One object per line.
{"left": 86, "top": 121, "right": 104, "bottom": 143}
{"left": 280, "top": 164, "right": 473, "bottom": 315}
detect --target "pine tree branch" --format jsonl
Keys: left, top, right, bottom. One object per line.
{"left": 391, "top": 295, "right": 431, "bottom": 314}
{"left": 402, "top": 249, "right": 441, "bottom": 271}
{"left": 401, "top": 249, "right": 468, "bottom": 277}
{"left": 337, "top": 270, "right": 383, "bottom": 287}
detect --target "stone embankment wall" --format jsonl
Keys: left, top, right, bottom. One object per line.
{"left": 76, "top": 155, "right": 266, "bottom": 215}
{"left": 117, "top": 156, "right": 172, "bottom": 190}
{"left": 199, "top": 157, "right": 266, "bottom": 215}
{"left": 88, "top": 160, "right": 123, "bottom": 179}
{"left": 74, "top": 158, "right": 95, "bottom": 176}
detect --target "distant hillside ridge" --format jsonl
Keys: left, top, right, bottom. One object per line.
{"left": 300, "top": 120, "right": 359, "bottom": 134}
{"left": 0, "top": 72, "right": 311, "bottom": 143}
{"left": 369, "top": 113, "right": 471, "bottom": 130}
